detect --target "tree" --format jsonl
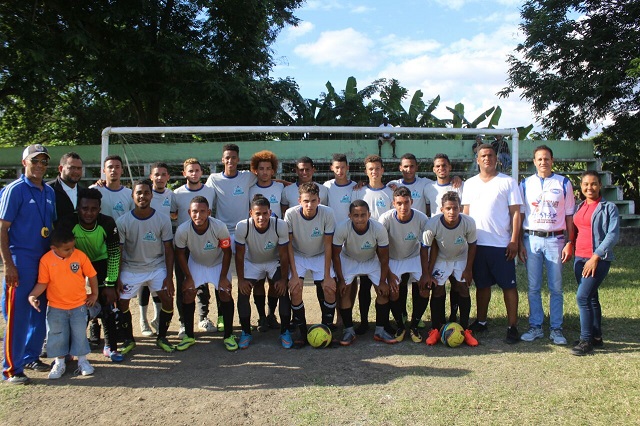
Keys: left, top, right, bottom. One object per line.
{"left": 499, "top": 0, "right": 640, "bottom": 140}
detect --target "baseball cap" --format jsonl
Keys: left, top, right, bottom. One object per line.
{"left": 22, "top": 144, "right": 50, "bottom": 161}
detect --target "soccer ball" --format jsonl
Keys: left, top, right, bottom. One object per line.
{"left": 307, "top": 324, "right": 332, "bottom": 348}
{"left": 440, "top": 322, "right": 465, "bottom": 348}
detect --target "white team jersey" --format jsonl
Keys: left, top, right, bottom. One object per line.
{"left": 520, "top": 173, "right": 575, "bottom": 232}
{"left": 461, "top": 173, "right": 522, "bottom": 247}
{"left": 249, "top": 181, "right": 285, "bottom": 219}
{"left": 281, "top": 182, "right": 329, "bottom": 208}
{"left": 205, "top": 171, "right": 257, "bottom": 232}
{"left": 91, "top": 185, "right": 134, "bottom": 219}
{"left": 171, "top": 184, "right": 216, "bottom": 226}
{"left": 116, "top": 210, "right": 173, "bottom": 273}
{"left": 174, "top": 217, "right": 231, "bottom": 267}
{"left": 378, "top": 209, "right": 429, "bottom": 260}
{"left": 323, "top": 179, "right": 357, "bottom": 223}
{"left": 388, "top": 177, "right": 433, "bottom": 215}
{"left": 235, "top": 217, "right": 289, "bottom": 264}
{"left": 424, "top": 181, "right": 464, "bottom": 217}
{"left": 352, "top": 185, "right": 394, "bottom": 220}
{"left": 151, "top": 188, "right": 174, "bottom": 218}
{"left": 423, "top": 214, "right": 477, "bottom": 262}
{"left": 284, "top": 205, "right": 335, "bottom": 258}
{"left": 333, "top": 219, "right": 389, "bottom": 263}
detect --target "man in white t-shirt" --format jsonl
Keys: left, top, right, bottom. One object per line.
{"left": 378, "top": 117, "right": 397, "bottom": 158}
{"left": 461, "top": 144, "right": 523, "bottom": 344}
{"left": 281, "top": 157, "right": 328, "bottom": 213}
{"left": 323, "top": 153, "right": 357, "bottom": 224}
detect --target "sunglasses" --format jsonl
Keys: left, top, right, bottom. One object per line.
{"left": 29, "top": 158, "right": 49, "bottom": 166}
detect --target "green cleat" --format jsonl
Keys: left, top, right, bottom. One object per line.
{"left": 120, "top": 339, "right": 136, "bottom": 355}
{"left": 156, "top": 337, "right": 175, "bottom": 353}
{"left": 175, "top": 336, "right": 196, "bottom": 351}
{"left": 224, "top": 335, "right": 238, "bottom": 352}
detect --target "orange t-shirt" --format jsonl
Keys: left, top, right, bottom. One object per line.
{"left": 37, "top": 248, "right": 97, "bottom": 310}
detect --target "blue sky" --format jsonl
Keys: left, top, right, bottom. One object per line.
{"left": 270, "top": 0, "right": 538, "bottom": 130}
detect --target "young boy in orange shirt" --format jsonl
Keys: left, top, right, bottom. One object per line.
{"left": 28, "top": 227, "right": 99, "bottom": 379}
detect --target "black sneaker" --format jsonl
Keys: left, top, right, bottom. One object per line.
{"left": 469, "top": 320, "right": 488, "bottom": 333}
{"left": 572, "top": 339, "right": 594, "bottom": 356}
{"left": 505, "top": 326, "right": 521, "bottom": 344}
{"left": 89, "top": 320, "right": 101, "bottom": 349}
{"left": 355, "top": 322, "right": 370, "bottom": 335}
{"left": 25, "top": 359, "right": 51, "bottom": 372}
{"left": 572, "top": 337, "right": 604, "bottom": 348}
{"left": 257, "top": 316, "right": 269, "bottom": 333}
{"left": 266, "top": 314, "right": 280, "bottom": 329}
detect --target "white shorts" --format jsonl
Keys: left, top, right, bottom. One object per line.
{"left": 188, "top": 257, "right": 231, "bottom": 290}
{"left": 229, "top": 232, "right": 236, "bottom": 255}
{"left": 244, "top": 259, "right": 279, "bottom": 281}
{"left": 431, "top": 259, "right": 467, "bottom": 286}
{"left": 120, "top": 268, "right": 167, "bottom": 300}
{"left": 292, "top": 253, "right": 334, "bottom": 281}
{"left": 340, "top": 253, "right": 381, "bottom": 286}
{"left": 389, "top": 256, "right": 422, "bottom": 282}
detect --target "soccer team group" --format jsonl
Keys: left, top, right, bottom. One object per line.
{"left": 1, "top": 140, "right": 619, "bottom": 384}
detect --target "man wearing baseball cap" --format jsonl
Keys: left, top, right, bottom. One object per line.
{"left": 1, "top": 144, "right": 57, "bottom": 384}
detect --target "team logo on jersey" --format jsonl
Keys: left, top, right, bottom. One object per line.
{"left": 29, "top": 199, "right": 36, "bottom": 204}
{"left": 411, "top": 190, "right": 421, "bottom": 200}
{"left": 432, "top": 268, "right": 445, "bottom": 281}
{"left": 70, "top": 262, "right": 80, "bottom": 273}
{"left": 143, "top": 232, "right": 157, "bottom": 242}
{"left": 361, "top": 241, "right": 373, "bottom": 250}
{"left": 113, "top": 201, "right": 125, "bottom": 212}
{"left": 375, "top": 198, "right": 387, "bottom": 208}
{"left": 204, "top": 241, "right": 215, "bottom": 251}
{"left": 269, "top": 195, "right": 278, "bottom": 204}
{"left": 264, "top": 241, "right": 276, "bottom": 250}
{"left": 454, "top": 236, "right": 466, "bottom": 245}
{"left": 340, "top": 195, "right": 351, "bottom": 203}
{"left": 162, "top": 198, "right": 171, "bottom": 206}
{"left": 311, "top": 227, "right": 322, "bottom": 238}
{"left": 550, "top": 188, "right": 562, "bottom": 195}
{"left": 404, "top": 232, "right": 417, "bottom": 241}
{"left": 233, "top": 186, "right": 244, "bottom": 196}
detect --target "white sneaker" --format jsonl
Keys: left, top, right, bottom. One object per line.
{"left": 198, "top": 317, "right": 216, "bottom": 333}
{"left": 549, "top": 329, "right": 568, "bottom": 345}
{"left": 140, "top": 320, "right": 153, "bottom": 337}
{"left": 520, "top": 327, "right": 544, "bottom": 342}
{"left": 76, "top": 359, "right": 95, "bottom": 376}
{"left": 150, "top": 319, "right": 159, "bottom": 335}
{"left": 48, "top": 361, "right": 66, "bottom": 379}
{"left": 177, "top": 325, "right": 186, "bottom": 339}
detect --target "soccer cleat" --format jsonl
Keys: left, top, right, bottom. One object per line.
{"left": 175, "top": 336, "right": 196, "bottom": 351}
{"left": 572, "top": 339, "right": 594, "bottom": 356}
{"left": 120, "top": 339, "right": 136, "bottom": 355}
{"left": 216, "top": 316, "right": 225, "bottom": 332}
{"left": 48, "top": 361, "right": 66, "bottom": 379}
{"left": 257, "top": 316, "right": 269, "bottom": 333}
{"left": 469, "top": 320, "right": 488, "bottom": 333}
{"left": 76, "top": 359, "right": 95, "bottom": 376}
{"left": 409, "top": 327, "right": 423, "bottom": 343}
{"left": 5, "top": 373, "right": 30, "bottom": 385}
{"left": 505, "top": 326, "right": 521, "bottom": 344}
{"left": 239, "top": 332, "right": 253, "bottom": 349}
{"left": 25, "top": 359, "right": 51, "bottom": 372}
{"left": 177, "top": 325, "right": 186, "bottom": 340}
{"left": 340, "top": 330, "right": 357, "bottom": 346}
{"left": 464, "top": 329, "right": 479, "bottom": 347}
{"left": 425, "top": 328, "right": 441, "bottom": 346}
{"left": 156, "top": 337, "right": 175, "bottom": 353}
{"left": 280, "top": 330, "right": 293, "bottom": 349}
{"left": 520, "top": 327, "right": 544, "bottom": 342}
{"left": 140, "top": 320, "right": 153, "bottom": 337}
{"left": 103, "top": 346, "right": 125, "bottom": 363}
{"left": 198, "top": 317, "right": 216, "bottom": 333}
{"left": 394, "top": 328, "right": 406, "bottom": 342}
{"left": 355, "top": 322, "right": 370, "bottom": 335}
{"left": 549, "top": 329, "right": 568, "bottom": 345}
{"left": 267, "top": 314, "right": 280, "bottom": 329}
{"left": 417, "top": 319, "right": 427, "bottom": 329}
{"left": 373, "top": 329, "right": 398, "bottom": 344}
{"left": 150, "top": 319, "right": 159, "bottom": 335}
{"left": 224, "top": 335, "right": 238, "bottom": 352}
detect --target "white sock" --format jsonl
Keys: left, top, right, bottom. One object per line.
{"left": 55, "top": 357, "right": 66, "bottom": 366}
{"left": 77, "top": 355, "right": 87, "bottom": 362}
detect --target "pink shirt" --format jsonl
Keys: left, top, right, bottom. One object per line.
{"left": 574, "top": 198, "right": 600, "bottom": 258}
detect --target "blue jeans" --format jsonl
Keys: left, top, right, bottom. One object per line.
{"left": 574, "top": 257, "right": 610, "bottom": 341}
{"left": 524, "top": 234, "right": 565, "bottom": 330}
{"left": 46, "top": 305, "right": 91, "bottom": 358}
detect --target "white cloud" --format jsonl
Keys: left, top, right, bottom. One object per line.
{"left": 293, "top": 28, "right": 378, "bottom": 71}
{"left": 380, "top": 35, "right": 441, "bottom": 57}
{"left": 433, "top": 0, "right": 467, "bottom": 10}
{"left": 351, "top": 5, "right": 374, "bottom": 14}
{"left": 283, "top": 21, "right": 315, "bottom": 42}
{"left": 305, "top": 0, "right": 345, "bottom": 11}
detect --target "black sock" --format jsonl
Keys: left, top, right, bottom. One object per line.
{"left": 278, "top": 294, "right": 291, "bottom": 333}
{"left": 399, "top": 275, "right": 409, "bottom": 318}
{"left": 239, "top": 316, "right": 252, "bottom": 334}
{"left": 215, "top": 289, "right": 222, "bottom": 312}
{"left": 411, "top": 293, "right": 429, "bottom": 328}
{"left": 322, "top": 300, "right": 336, "bottom": 326}
{"left": 315, "top": 281, "right": 325, "bottom": 313}
{"left": 340, "top": 308, "right": 354, "bottom": 329}
{"left": 390, "top": 298, "right": 405, "bottom": 329}
{"left": 458, "top": 296, "right": 472, "bottom": 329}
{"left": 159, "top": 308, "right": 173, "bottom": 339}
{"left": 183, "top": 301, "right": 195, "bottom": 338}
{"left": 253, "top": 294, "right": 266, "bottom": 319}
{"left": 152, "top": 295, "right": 161, "bottom": 304}
{"left": 292, "top": 302, "right": 307, "bottom": 336}
{"left": 449, "top": 288, "right": 459, "bottom": 318}
{"left": 237, "top": 294, "right": 251, "bottom": 320}
{"left": 120, "top": 309, "right": 134, "bottom": 340}
{"left": 102, "top": 308, "right": 118, "bottom": 350}
{"left": 221, "top": 300, "right": 234, "bottom": 339}
{"left": 375, "top": 302, "right": 391, "bottom": 329}
{"left": 358, "top": 277, "right": 372, "bottom": 323}
{"left": 268, "top": 296, "right": 278, "bottom": 317}
{"left": 430, "top": 296, "right": 446, "bottom": 331}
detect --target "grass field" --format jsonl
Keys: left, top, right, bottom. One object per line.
{"left": 1, "top": 247, "right": 639, "bottom": 425}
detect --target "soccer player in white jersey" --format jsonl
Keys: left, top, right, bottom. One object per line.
{"left": 91, "top": 155, "right": 134, "bottom": 219}
{"left": 235, "top": 195, "right": 292, "bottom": 349}
{"left": 174, "top": 196, "right": 236, "bottom": 351}
{"left": 424, "top": 153, "right": 465, "bottom": 322}
{"left": 171, "top": 158, "right": 218, "bottom": 336}
{"left": 351, "top": 155, "right": 394, "bottom": 335}
{"left": 281, "top": 157, "right": 329, "bottom": 213}
{"left": 284, "top": 183, "right": 336, "bottom": 347}
{"left": 139, "top": 161, "right": 175, "bottom": 337}
{"left": 334, "top": 200, "right": 397, "bottom": 345}
{"left": 379, "top": 186, "right": 431, "bottom": 343}
{"left": 248, "top": 150, "right": 284, "bottom": 332}
{"left": 387, "top": 153, "right": 433, "bottom": 215}
{"left": 423, "top": 191, "right": 479, "bottom": 347}
{"left": 324, "top": 153, "right": 357, "bottom": 223}
{"left": 116, "top": 180, "right": 175, "bottom": 354}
